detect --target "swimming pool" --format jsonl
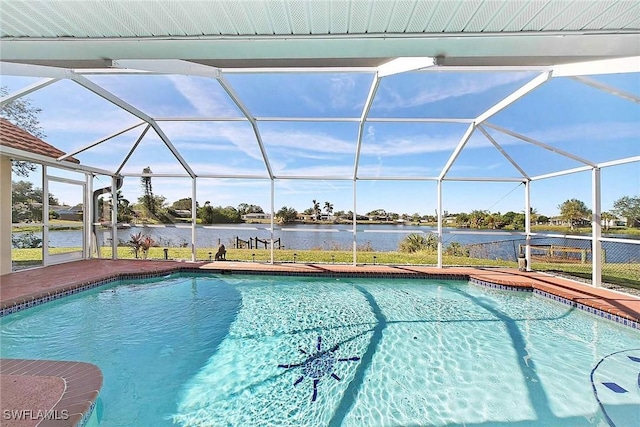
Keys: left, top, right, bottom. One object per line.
{"left": 1, "top": 274, "right": 639, "bottom": 426}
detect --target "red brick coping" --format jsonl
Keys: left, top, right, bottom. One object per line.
{"left": 0, "top": 359, "right": 102, "bottom": 427}
{"left": 1, "top": 259, "right": 639, "bottom": 325}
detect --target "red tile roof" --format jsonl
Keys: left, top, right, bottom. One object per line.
{"left": 0, "top": 118, "right": 80, "bottom": 163}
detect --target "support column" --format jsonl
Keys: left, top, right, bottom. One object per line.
{"left": 191, "top": 178, "right": 197, "bottom": 262}
{"left": 524, "top": 180, "right": 532, "bottom": 271}
{"left": 43, "top": 166, "right": 48, "bottom": 266}
{"left": 270, "top": 179, "right": 274, "bottom": 264}
{"left": 85, "top": 173, "right": 92, "bottom": 259}
{"left": 352, "top": 179, "right": 357, "bottom": 266}
{"left": 437, "top": 179, "right": 443, "bottom": 268}
{"left": 0, "top": 156, "right": 12, "bottom": 275}
{"left": 592, "top": 167, "right": 602, "bottom": 287}
{"left": 111, "top": 176, "right": 118, "bottom": 259}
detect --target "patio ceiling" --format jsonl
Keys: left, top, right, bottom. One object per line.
{"left": 1, "top": 0, "right": 639, "bottom": 69}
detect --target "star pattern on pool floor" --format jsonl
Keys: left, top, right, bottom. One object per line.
{"left": 278, "top": 336, "right": 360, "bottom": 402}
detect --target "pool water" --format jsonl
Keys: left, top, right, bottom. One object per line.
{"left": 1, "top": 275, "right": 639, "bottom": 426}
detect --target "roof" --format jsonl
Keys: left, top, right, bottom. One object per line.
{"left": 0, "top": 119, "right": 80, "bottom": 163}
{"left": 0, "top": 0, "right": 638, "bottom": 69}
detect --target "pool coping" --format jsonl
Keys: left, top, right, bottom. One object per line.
{"left": 1, "top": 259, "right": 639, "bottom": 330}
{"left": 0, "top": 359, "right": 102, "bottom": 427}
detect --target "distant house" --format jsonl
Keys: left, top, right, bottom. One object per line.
{"left": 55, "top": 204, "right": 83, "bottom": 221}
{"left": 242, "top": 212, "right": 271, "bottom": 221}
{"left": 297, "top": 213, "right": 315, "bottom": 221}
{"left": 172, "top": 209, "right": 192, "bottom": 218}
{"left": 549, "top": 216, "right": 590, "bottom": 227}
{"left": 444, "top": 215, "right": 458, "bottom": 225}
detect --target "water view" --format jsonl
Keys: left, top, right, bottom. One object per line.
{"left": 39, "top": 224, "right": 639, "bottom": 263}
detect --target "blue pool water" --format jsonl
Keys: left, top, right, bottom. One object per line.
{"left": 1, "top": 275, "right": 639, "bottom": 426}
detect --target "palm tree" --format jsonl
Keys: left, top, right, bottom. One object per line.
{"left": 324, "top": 201, "right": 334, "bottom": 216}
{"left": 601, "top": 211, "right": 616, "bottom": 230}
{"left": 312, "top": 199, "right": 321, "bottom": 220}
{"left": 469, "top": 210, "right": 487, "bottom": 229}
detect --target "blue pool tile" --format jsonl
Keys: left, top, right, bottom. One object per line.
{"left": 602, "top": 382, "right": 628, "bottom": 393}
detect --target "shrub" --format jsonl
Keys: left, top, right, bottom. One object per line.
{"left": 11, "top": 232, "right": 43, "bottom": 249}
{"left": 444, "top": 242, "right": 470, "bottom": 257}
{"left": 399, "top": 233, "right": 438, "bottom": 253}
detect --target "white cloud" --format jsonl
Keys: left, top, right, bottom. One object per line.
{"left": 529, "top": 121, "right": 639, "bottom": 144}
{"left": 166, "top": 76, "right": 240, "bottom": 118}
{"left": 377, "top": 72, "right": 532, "bottom": 110}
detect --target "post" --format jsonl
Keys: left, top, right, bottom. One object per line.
{"left": 43, "top": 165, "right": 49, "bottom": 265}
{"left": 437, "top": 179, "right": 443, "bottom": 268}
{"left": 111, "top": 175, "right": 118, "bottom": 259}
{"left": 270, "top": 179, "right": 275, "bottom": 264}
{"left": 352, "top": 179, "right": 357, "bottom": 266}
{"left": 191, "top": 178, "right": 197, "bottom": 262}
{"left": 524, "top": 180, "right": 532, "bottom": 271}
{"left": 591, "top": 167, "right": 602, "bottom": 287}
{"left": 0, "top": 156, "right": 12, "bottom": 274}
{"left": 85, "top": 173, "right": 93, "bottom": 259}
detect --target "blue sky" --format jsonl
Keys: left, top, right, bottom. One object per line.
{"left": 3, "top": 69, "right": 639, "bottom": 217}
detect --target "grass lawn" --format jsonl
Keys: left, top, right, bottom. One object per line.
{"left": 12, "top": 247, "right": 639, "bottom": 289}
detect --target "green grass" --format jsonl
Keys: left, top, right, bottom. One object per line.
{"left": 12, "top": 247, "right": 638, "bottom": 288}
{"left": 12, "top": 247, "right": 640, "bottom": 289}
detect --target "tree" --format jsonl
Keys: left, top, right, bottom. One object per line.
{"left": 323, "top": 201, "right": 334, "bottom": 216}
{"left": 469, "top": 210, "right": 488, "bottom": 228}
{"left": 12, "top": 180, "right": 58, "bottom": 223}
{"left": 1, "top": 86, "right": 46, "bottom": 177}
{"left": 140, "top": 166, "right": 157, "bottom": 216}
{"left": 612, "top": 195, "right": 640, "bottom": 227}
{"left": 558, "top": 199, "right": 591, "bottom": 230}
{"left": 312, "top": 199, "right": 321, "bottom": 220}
{"left": 197, "top": 203, "right": 241, "bottom": 224}
{"left": 172, "top": 198, "right": 195, "bottom": 211}
{"left": 276, "top": 206, "right": 298, "bottom": 224}
{"left": 601, "top": 211, "right": 617, "bottom": 230}
{"left": 237, "top": 203, "right": 264, "bottom": 215}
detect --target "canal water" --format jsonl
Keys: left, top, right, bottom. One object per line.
{"left": 33, "top": 223, "right": 639, "bottom": 263}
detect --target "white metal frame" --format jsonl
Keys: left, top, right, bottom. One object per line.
{"left": 3, "top": 56, "right": 639, "bottom": 287}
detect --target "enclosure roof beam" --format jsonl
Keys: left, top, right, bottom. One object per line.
{"left": 58, "top": 121, "right": 145, "bottom": 161}
{"left": 115, "top": 124, "right": 151, "bottom": 175}
{"left": 477, "top": 125, "right": 529, "bottom": 179}
{"left": 475, "top": 71, "right": 550, "bottom": 124}
{"left": 155, "top": 116, "right": 248, "bottom": 122}
{"left": 69, "top": 74, "right": 195, "bottom": 178}
{"left": 569, "top": 76, "right": 640, "bottom": 104}
{"left": 216, "top": 74, "right": 274, "bottom": 180}
{"left": 367, "top": 117, "right": 475, "bottom": 123}
{"left": 356, "top": 176, "right": 439, "bottom": 181}
{"left": 120, "top": 172, "right": 192, "bottom": 178}
{"left": 597, "top": 156, "right": 640, "bottom": 169}
{"left": 0, "top": 145, "right": 115, "bottom": 176}
{"left": 377, "top": 57, "right": 436, "bottom": 77}
{"left": 112, "top": 59, "right": 222, "bottom": 78}
{"left": 443, "top": 176, "right": 525, "bottom": 182}
{"left": 354, "top": 73, "right": 381, "bottom": 179}
{"left": 0, "top": 77, "right": 59, "bottom": 107}
{"left": 0, "top": 61, "right": 71, "bottom": 79}
{"left": 484, "top": 122, "right": 596, "bottom": 167}
{"left": 552, "top": 56, "right": 640, "bottom": 77}
{"left": 194, "top": 174, "right": 271, "bottom": 179}
{"left": 529, "top": 165, "right": 593, "bottom": 181}
{"left": 438, "top": 123, "right": 475, "bottom": 180}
